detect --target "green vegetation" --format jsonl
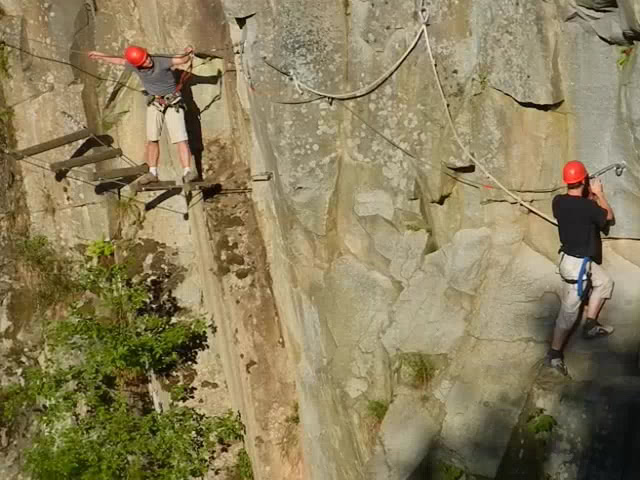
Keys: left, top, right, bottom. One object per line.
{"left": 437, "top": 462, "right": 465, "bottom": 480}
{"left": 211, "top": 409, "right": 245, "bottom": 445}
{"left": 85, "top": 238, "right": 115, "bottom": 258}
{"left": 367, "top": 399, "right": 390, "bottom": 422}
{"left": 526, "top": 408, "right": 557, "bottom": 444}
{"left": 1, "top": 237, "right": 245, "bottom": 480}
{"left": 229, "top": 448, "right": 254, "bottom": 480}
{"left": 399, "top": 352, "right": 436, "bottom": 388}
{"left": 617, "top": 46, "right": 634, "bottom": 70}
{"left": 0, "top": 41, "right": 12, "bottom": 79}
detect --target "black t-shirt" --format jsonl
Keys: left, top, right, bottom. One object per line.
{"left": 552, "top": 194, "right": 608, "bottom": 264}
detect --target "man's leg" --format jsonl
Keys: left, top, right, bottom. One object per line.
{"left": 583, "top": 263, "right": 614, "bottom": 338}
{"left": 165, "top": 107, "right": 196, "bottom": 182}
{"left": 177, "top": 140, "right": 192, "bottom": 169}
{"left": 547, "top": 282, "right": 582, "bottom": 375}
{"left": 546, "top": 255, "right": 585, "bottom": 375}
{"left": 139, "top": 105, "right": 163, "bottom": 185}
{"left": 147, "top": 140, "right": 160, "bottom": 168}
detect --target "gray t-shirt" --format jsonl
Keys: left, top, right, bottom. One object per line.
{"left": 126, "top": 56, "right": 176, "bottom": 96}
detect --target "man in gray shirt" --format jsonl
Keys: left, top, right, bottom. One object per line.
{"left": 88, "top": 45, "right": 197, "bottom": 185}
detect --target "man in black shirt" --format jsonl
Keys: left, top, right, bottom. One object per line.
{"left": 547, "top": 161, "right": 615, "bottom": 376}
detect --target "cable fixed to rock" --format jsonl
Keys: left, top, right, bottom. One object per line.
{"left": 418, "top": 6, "right": 558, "bottom": 226}
{"left": 264, "top": 22, "right": 425, "bottom": 101}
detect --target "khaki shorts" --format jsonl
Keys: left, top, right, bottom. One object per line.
{"left": 146, "top": 104, "right": 188, "bottom": 144}
{"left": 555, "top": 254, "right": 614, "bottom": 330}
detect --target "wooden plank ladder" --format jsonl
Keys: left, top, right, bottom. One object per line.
{"left": 131, "top": 172, "right": 274, "bottom": 194}
{"left": 13, "top": 129, "right": 91, "bottom": 160}
{"left": 13, "top": 129, "right": 138, "bottom": 180}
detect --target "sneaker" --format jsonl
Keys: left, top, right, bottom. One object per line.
{"left": 138, "top": 172, "right": 159, "bottom": 185}
{"left": 583, "top": 322, "right": 614, "bottom": 339}
{"left": 182, "top": 170, "right": 198, "bottom": 184}
{"left": 545, "top": 354, "right": 568, "bottom": 376}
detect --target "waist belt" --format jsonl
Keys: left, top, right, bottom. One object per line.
{"left": 147, "top": 92, "right": 185, "bottom": 112}
{"left": 558, "top": 253, "right": 591, "bottom": 298}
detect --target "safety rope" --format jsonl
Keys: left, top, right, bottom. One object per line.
{"left": 267, "top": 25, "right": 425, "bottom": 101}
{"left": 263, "top": 11, "right": 558, "bottom": 225}
{"left": 418, "top": 7, "right": 558, "bottom": 226}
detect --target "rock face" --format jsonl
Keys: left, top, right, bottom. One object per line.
{"left": 1, "top": 1, "right": 640, "bottom": 479}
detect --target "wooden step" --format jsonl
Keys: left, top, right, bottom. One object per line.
{"left": 14, "top": 129, "right": 91, "bottom": 159}
{"left": 90, "top": 164, "right": 149, "bottom": 182}
{"left": 134, "top": 181, "right": 180, "bottom": 192}
{"left": 134, "top": 180, "right": 226, "bottom": 193}
{"left": 50, "top": 148, "right": 122, "bottom": 172}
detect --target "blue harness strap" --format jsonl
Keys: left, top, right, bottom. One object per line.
{"left": 577, "top": 257, "right": 591, "bottom": 298}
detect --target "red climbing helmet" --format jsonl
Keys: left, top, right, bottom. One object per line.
{"left": 124, "top": 46, "right": 148, "bottom": 67}
{"left": 562, "top": 161, "right": 588, "bottom": 185}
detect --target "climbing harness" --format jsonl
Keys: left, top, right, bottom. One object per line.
{"left": 147, "top": 92, "right": 185, "bottom": 113}
{"left": 146, "top": 53, "right": 193, "bottom": 113}
{"left": 576, "top": 256, "right": 591, "bottom": 298}
{"left": 558, "top": 253, "right": 592, "bottom": 299}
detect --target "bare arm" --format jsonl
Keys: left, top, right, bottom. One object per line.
{"left": 590, "top": 178, "right": 614, "bottom": 222}
{"left": 87, "top": 51, "right": 127, "bottom": 66}
{"left": 171, "top": 46, "right": 194, "bottom": 66}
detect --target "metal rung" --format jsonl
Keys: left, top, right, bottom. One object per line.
{"left": 50, "top": 148, "right": 122, "bottom": 172}
{"left": 251, "top": 172, "right": 273, "bottom": 182}
{"left": 14, "top": 129, "right": 91, "bottom": 159}
{"left": 90, "top": 164, "right": 148, "bottom": 181}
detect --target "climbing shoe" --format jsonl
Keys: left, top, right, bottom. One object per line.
{"left": 583, "top": 321, "right": 614, "bottom": 339}
{"left": 545, "top": 351, "right": 568, "bottom": 376}
{"left": 138, "top": 172, "right": 159, "bottom": 185}
{"left": 182, "top": 170, "right": 198, "bottom": 184}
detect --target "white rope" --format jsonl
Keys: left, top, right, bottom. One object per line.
{"left": 291, "top": 25, "right": 425, "bottom": 100}
{"left": 420, "top": 8, "right": 558, "bottom": 226}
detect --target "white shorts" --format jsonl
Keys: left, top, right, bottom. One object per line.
{"left": 146, "top": 104, "right": 188, "bottom": 144}
{"left": 554, "top": 254, "right": 614, "bottom": 329}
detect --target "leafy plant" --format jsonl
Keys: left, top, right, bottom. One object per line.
{"left": 617, "top": 46, "right": 634, "bottom": 70}
{"left": 437, "top": 462, "right": 465, "bottom": 480}
{"left": 0, "top": 241, "right": 233, "bottom": 480}
{"left": 0, "top": 42, "right": 11, "bottom": 79}
{"left": 211, "top": 409, "right": 245, "bottom": 445}
{"left": 85, "top": 238, "right": 115, "bottom": 259}
{"left": 367, "top": 399, "right": 389, "bottom": 422}
{"left": 399, "top": 353, "right": 435, "bottom": 388}
{"left": 526, "top": 408, "right": 557, "bottom": 443}
{"left": 229, "top": 448, "right": 254, "bottom": 480}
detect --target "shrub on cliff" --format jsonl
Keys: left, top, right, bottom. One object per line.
{"left": 1, "top": 237, "right": 245, "bottom": 480}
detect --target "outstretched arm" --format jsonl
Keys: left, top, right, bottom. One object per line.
{"left": 87, "top": 51, "right": 127, "bottom": 66}
{"left": 171, "top": 46, "right": 194, "bottom": 66}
